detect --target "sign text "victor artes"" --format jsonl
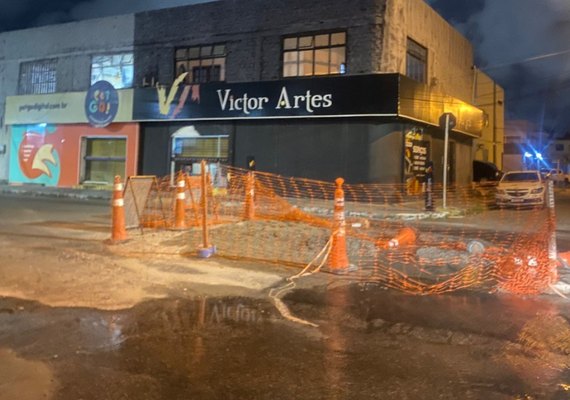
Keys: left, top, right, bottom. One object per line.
{"left": 217, "top": 87, "right": 333, "bottom": 114}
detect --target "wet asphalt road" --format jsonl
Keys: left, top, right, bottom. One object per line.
{"left": 1, "top": 193, "right": 570, "bottom": 399}
{"left": 1, "top": 286, "right": 570, "bottom": 399}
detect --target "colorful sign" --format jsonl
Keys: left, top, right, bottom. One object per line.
{"left": 9, "top": 123, "right": 139, "bottom": 187}
{"left": 5, "top": 90, "right": 133, "bottom": 125}
{"left": 85, "top": 80, "right": 119, "bottom": 127}
{"left": 9, "top": 125, "right": 61, "bottom": 186}
{"left": 404, "top": 131, "right": 430, "bottom": 180}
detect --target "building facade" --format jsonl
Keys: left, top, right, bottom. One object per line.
{"left": 133, "top": 0, "right": 496, "bottom": 185}
{"left": 0, "top": 15, "right": 138, "bottom": 187}
{"left": 0, "top": 0, "right": 505, "bottom": 187}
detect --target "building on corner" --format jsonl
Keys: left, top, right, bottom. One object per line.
{"left": 0, "top": 0, "right": 505, "bottom": 188}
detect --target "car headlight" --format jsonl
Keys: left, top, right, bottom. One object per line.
{"left": 531, "top": 187, "right": 544, "bottom": 194}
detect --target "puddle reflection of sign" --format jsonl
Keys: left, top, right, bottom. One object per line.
{"left": 405, "top": 136, "right": 430, "bottom": 179}
{"left": 209, "top": 302, "right": 264, "bottom": 324}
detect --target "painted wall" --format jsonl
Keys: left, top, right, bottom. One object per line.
{"left": 9, "top": 123, "right": 138, "bottom": 187}
{"left": 0, "top": 14, "right": 135, "bottom": 182}
{"left": 380, "top": 0, "right": 475, "bottom": 103}
{"left": 474, "top": 71, "right": 505, "bottom": 169}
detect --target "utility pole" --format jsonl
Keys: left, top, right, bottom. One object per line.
{"left": 439, "top": 113, "right": 456, "bottom": 209}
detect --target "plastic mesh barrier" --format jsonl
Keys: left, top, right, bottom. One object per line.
{"left": 129, "top": 165, "right": 559, "bottom": 295}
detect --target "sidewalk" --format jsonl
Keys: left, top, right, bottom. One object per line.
{"left": 0, "top": 183, "right": 112, "bottom": 201}
{"left": 0, "top": 182, "right": 462, "bottom": 220}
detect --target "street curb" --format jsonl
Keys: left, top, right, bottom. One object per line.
{"left": 0, "top": 186, "right": 112, "bottom": 201}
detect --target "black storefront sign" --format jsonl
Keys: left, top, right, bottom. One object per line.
{"left": 133, "top": 73, "right": 484, "bottom": 137}
{"left": 133, "top": 74, "right": 400, "bottom": 121}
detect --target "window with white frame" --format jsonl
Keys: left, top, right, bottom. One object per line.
{"left": 18, "top": 59, "right": 57, "bottom": 95}
{"left": 283, "top": 32, "right": 346, "bottom": 77}
{"left": 91, "top": 53, "right": 134, "bottom": 89}
{"left": 406, "top": 38, "right": 427, "bottom": 84}
{"left": 175, "top": 44, "right": 226, "bottom": 83}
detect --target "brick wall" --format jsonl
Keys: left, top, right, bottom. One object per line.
{"left": 134, "top": 0, "right": 386, "bottom": 85}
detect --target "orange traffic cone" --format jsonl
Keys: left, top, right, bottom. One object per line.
{"left": 173, "top": 173, "right": 187, "bottom": 229}
{"left": 327, "top": 178, "right": 355, "bottom": 273}
{"left": 110, "top": 175, "right": 127, "bottom": 242}
{"left": 244, "top": 171, "right": 255, "bottom": 220}
{"left": 559, "top": 251, "right": 570, "bottom": 268}
{"left": 387, "top": 227, "right": 417, "bottom": 248}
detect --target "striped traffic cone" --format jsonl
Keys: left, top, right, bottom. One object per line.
{"left": 110, "top": 175, "right": 127, "bottom": 242}
{"left": 173, "top": 173, "right": 187, "bottom": 229}
{"left": 326, "top": 178, "right": 356, "bottom": 274}
{"left": 560, "top": 251, "right": 570, "bottom": 268}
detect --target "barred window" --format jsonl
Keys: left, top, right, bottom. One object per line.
{"left": 406, "top": 38, "right": 427, "bottom": 83}
{"left": 91, "top": 53, "right": 134, "bottom": 89}
{"left": 175, "top": 44, "right": 226, "bottom": 83}
{"left": 283, "top": 32, "right": 346, "bottom": 77}
{"left": 18, "top": 59, "right": 57, "bottom": 95}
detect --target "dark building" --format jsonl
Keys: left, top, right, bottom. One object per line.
{"left": 0, "top": 0, "right": 503, "bottom": 188}
{"left": 132, "top": 0, "right": 491, "bottom": 185}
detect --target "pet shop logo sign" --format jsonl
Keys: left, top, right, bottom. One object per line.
{"left": 85, "top": 81, "right": 119, "bottom": 127}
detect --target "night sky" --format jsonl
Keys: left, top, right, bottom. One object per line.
{"left": 1, "top": 0, "right": 570, "bottom": 135}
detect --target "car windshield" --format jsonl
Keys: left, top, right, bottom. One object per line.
{"left": 502, "top": 172, "right": 539, "bottom": 182}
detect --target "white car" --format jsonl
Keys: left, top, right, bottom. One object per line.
{"left": 495, "top": 170, "right": 545, "bottom": 208}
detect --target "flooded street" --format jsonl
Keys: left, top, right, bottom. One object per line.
{"left": 2, "top": 285, "right": 570, "bottom": 399}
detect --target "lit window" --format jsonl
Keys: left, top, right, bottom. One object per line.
{"left": 406, "top": 38, "right": 427, "bottom": 83}
{"left": 82, "top": 138, "right": 126, "bottom": 184}
{"left": 175, "top": 44, "right": 226, "bottom": 83}
{"left": 283, "top": 32, "right": 346, "bottom": 77}
{"left": 173, "top": 136, "right": 230, "bottom": 160}
{"left": 18, "top": 59, "right": 57, "bottom": 95}
{"left": 91, "top": 53, "right": 134, "bottom": 89}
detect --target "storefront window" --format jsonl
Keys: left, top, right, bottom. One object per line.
{"left": 82, "top": 138, "right": 126, "bottom": 184}
{"left": 283, "top": 32, "right": 346, "bottom": 77}
{"left": 91, "top": 53, "right": 134, "bottom": 89}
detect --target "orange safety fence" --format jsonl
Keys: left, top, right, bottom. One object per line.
{"left": 122, "top": 164, "right": 561, "bottom": 296}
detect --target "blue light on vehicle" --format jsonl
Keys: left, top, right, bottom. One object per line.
{"left": 536, "top": 153, "right": 543, "bottom": 160}
{"left": 524, "top": 152, "right": 532, "bottom": 158}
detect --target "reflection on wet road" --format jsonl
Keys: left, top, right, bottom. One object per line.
{"left": 1, "top": 286, "right": 570, "bottom": 399}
